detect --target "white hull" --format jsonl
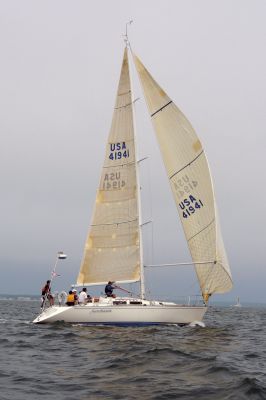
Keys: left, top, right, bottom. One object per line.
{"left": 33, "top": 297, "right": 207, "bottom": 325}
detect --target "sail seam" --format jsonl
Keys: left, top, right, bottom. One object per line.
{"left": 118, "top": 90, "right": 131, "bottom": 96}
{"left": 151, "top": 101, "right": 172, "bottom": 117}
{"left": 91, "top": 243, "right": 137, "bottom": 249}
{"left": 169, "top": 150, "right": 204, "bottom": 180}
{"left": 91, "top": 218, "right": 138, "bottom": 227}
{"left": 115, "top": 102, "right": 133, "bottom": 109}
{"left": 187, "top": 218, "right": 215, "bottom": 242}
{"left": 103, "top": 161, "right": 135, "bottom": 168}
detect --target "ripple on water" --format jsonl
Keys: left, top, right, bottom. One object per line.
{"left": 0, "top": 302, "right": 266, "bottom": 400}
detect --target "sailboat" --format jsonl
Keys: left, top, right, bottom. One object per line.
{"left": 233, "top": 297, "right": 241, "bottom": 307}
{"left": 33, "top": 43, "right": 232, "bottom": 325}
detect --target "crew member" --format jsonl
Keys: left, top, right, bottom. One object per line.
{"left": 78, "top": 288, "right": 88, "bottom": 304}
{"left": 72, "top": 289, "right": 78, "bottom": 304}
{"left": 66, "top": 290, "right": 75, "bottom": 306}
{"left": 41, "top": 280, "right": 54, "bottom": 306}
{"left": 105, "top": 281, "right": 116, "bottom": 298}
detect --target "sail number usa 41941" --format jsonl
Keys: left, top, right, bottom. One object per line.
{"left": 179, "top": 195, "right": 204, "bottom": 219}
{"left": 109, "top": 142, "right": 129, "bottom": 160}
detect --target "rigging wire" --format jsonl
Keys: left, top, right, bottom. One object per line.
{"left": 123, "top": 20, "right": 133, "bottom": 47}
{"left": 146, "top": 157, "right": 155, "bottom": 266}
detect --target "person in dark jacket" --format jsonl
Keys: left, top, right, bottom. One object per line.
{"left": 105, "top": 281, "right": 116, "bottom": 298}
{"left": 41, "top": 280, "right": 54, "bottom": 306}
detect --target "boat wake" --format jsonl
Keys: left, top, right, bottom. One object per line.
{"left": 189, "top": 321, "right": 206, "bottom": 327}
{"left": 0, "top": 318, "right": 31, "bottom": 325}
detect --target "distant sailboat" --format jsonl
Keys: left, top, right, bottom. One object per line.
{"left": 33, "top": 42, "right": 232, "bottom": 325}
{"left": 234, "top": 297, "right": 241, "bottom": 307}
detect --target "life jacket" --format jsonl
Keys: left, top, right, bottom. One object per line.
{"left": 67, "top": 294, "right": 75, "bottom": 303}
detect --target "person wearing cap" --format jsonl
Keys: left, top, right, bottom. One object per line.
{"left": 72, "top": 289, "right": 78, "bottom": 305}
{"left": 105, "top": 281, "right": 116, "bottom": 298}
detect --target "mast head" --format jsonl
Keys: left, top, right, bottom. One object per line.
{"left": 123, "top": 20, "right": 133, "bottom": 48}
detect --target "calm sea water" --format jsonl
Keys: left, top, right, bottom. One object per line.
{"left": 1, "top": 300, "right": 266, "bottom": 400}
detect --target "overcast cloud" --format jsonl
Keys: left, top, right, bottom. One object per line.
{"left": 0, "top": 0, "right": 265, "bottom": 303}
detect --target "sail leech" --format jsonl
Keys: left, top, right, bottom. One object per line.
{"left": 77, "top": 48, "right": 141, "bottom": 286}
{"left": 133, "top": 53, "right": 232, "bottom": 297}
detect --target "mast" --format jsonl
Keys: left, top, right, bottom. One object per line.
{"left": 125, "top": 28, "right": 145, "bottom": 299}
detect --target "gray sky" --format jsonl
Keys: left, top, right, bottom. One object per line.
{"left": 0, "top": 0, "right": 265, "bottom": 302}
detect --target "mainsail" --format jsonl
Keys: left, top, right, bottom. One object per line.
{"left": 134, "top": 54, "right": 233, "bottom": 298}
{"left": 77, "top": 48, "right": 141, "bottom": 285}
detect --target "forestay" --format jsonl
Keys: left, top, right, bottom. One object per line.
{"left": 133, "top": 54, "right": 232, "bottom": 297}
{"left": 77, "top": 49, "right": 140, "bottom": 285}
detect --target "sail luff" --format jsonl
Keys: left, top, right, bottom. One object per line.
{"left": 133, "top": 53, "right": 233, "bottom": 297}
{"left": 76, "top": 48, "right": 141, "bottom": 286}
{"left": 127, "top": 47, "right": 146, "bottom": 299}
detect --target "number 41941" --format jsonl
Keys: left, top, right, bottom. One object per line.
{"left": 179, "top": 195, "right": 204, "bottom": 219}
{"left": 109, "top": 150, "right": 129, "bottom": 160}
